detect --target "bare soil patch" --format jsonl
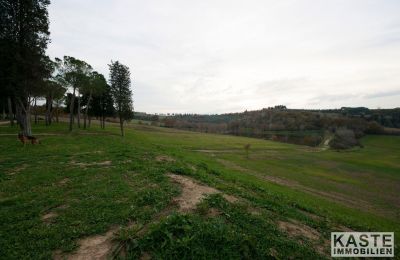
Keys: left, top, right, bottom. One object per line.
{"left": 278, "top": 219, "right": 329, "bottom": 256}
{"left": 336, "top": 225, "right": 354, "bottom": 232}
{"left": 70, "top": 160, "right": 112, "bottom": 167}
{"left": 206, "top": 208, "right": 222, "bottom": 217}
{"left": 167, "top": 173, "right": 219, "bottom": 212}
{"left": 222, "top": 194, "right": 239, "bottom": 203}
{"left": 54, "top": 227, "right": 119, "bottom": 260}
{"left": 54, "top": 174, "right": 240, "bottom": 259}
{"left": 75, "top": 150, "right": 104, "bottom": 156}
{"left": 155, "top": 155, "right": 175, "bottom": 162}
{"left": 58, "top": 178, "right": 70, "bottom": 185}
{"left": 278, "top": 220, "right": 320, "bottom": 241}
{"left": 167, "top": 173, "right": 240, "bottom": 212}
{"left": 42, "top": 212, "right": 58, "bottom": 223}
{"left": 56, "top": 204, "right": 69, "bottom": 210}
{"left": 7, "top": 164, "right": 28, "bottom": 175}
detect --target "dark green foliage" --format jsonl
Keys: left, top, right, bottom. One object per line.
{"left": 56, "top": 56, "right": 93, "bottom": 131}
{"left": 109, "top": 60, "right": 133, "bottom": 136}
{"left": 1, "top": 0, "right": 51, "bottom": 135}
{"left": 89, "top": 84, "right": 116, "bottom": 126}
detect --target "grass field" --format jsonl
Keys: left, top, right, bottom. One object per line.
{"left": 0, "top": 121, "right": 399, "bottom": 259}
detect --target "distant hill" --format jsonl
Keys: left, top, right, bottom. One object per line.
{"left": 133, "top": 107, "right": 400, "bottom": 148}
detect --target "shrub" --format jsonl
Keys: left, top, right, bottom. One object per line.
{"left": 365, "top": 121, "right": 384, "bottom": 134}
{"left": 329, "top": 128, "right": 359, "bottom": 149}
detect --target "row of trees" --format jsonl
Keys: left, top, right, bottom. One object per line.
{"left": 0, "top": 0, "right": 133, "bottom": 136}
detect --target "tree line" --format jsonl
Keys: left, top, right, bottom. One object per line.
{"left": 0, "top": 0, "right": 133, "bottom": 136}
{"left": 157, "top": 107, "right": 399, "bottom": 148}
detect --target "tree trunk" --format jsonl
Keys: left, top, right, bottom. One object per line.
{"left": 69, "top": 87, "right": 76, "bottom": 131}
{"left": 56, "top": 101, "right": 59, "bottom": 123}
{"left": 46, "top": 95, "right": 53, "bottom": 126}
{"left": 83, "top": 90, "right": 92, "bottom": 129}
{"left": 7, "top": 97, "right": 14, "bottom": 126}
{"left": 77, "top": 93, "right": 81, "bottom": 128}
{"left": 17, "top": 98, "right": 32, "bottom": 136}
{"left": 49, "top": 101, "right": 53, "bottom": 124}
{"left": 2, "top": 103, "right": 5, "bottom": 120}
{"left": 45, "top": 98, "right": 49, "bottom": 125}
{"left": 119, "top": 111, "right": 124, "bottom": 136}
{"left": 34, "top": 98, "right": 38, "bottom": 124}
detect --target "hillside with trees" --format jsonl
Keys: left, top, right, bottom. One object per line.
{"left": 153, "top": 106, "right": 400, "bottom": 148}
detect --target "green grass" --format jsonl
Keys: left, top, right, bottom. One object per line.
{"left": 0, "top": 121, "right": 399, "bottom": 259}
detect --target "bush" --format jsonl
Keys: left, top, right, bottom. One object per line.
{"left": 329, "top": 128, "right": 359, "bottom": 149}
{"left": 365, "top": 121, "right": 384, "bottom": 134}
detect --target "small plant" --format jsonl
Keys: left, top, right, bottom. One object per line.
{"left": 244, "top": 143, "right": 251, "bottom": 159}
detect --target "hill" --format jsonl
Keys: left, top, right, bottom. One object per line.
{"left": 136, "top": 107, "right": 400, "bottom": 148}
{"left": 0, "top": 121, "right": 399, "bottom": 259}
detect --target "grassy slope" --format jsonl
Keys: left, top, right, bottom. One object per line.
{"left": 0, "top": 122, "right": 399, "bottom": 259}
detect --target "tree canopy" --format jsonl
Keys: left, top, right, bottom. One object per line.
{"left": 109, "top": 60, "right": 133, "bottom": 136}
{"left": 1, "top": 0, "right": 51, "bottom": 135}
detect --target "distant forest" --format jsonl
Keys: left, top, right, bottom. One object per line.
{"left": 134, "top": 106, "right": 400, "bottom": 148}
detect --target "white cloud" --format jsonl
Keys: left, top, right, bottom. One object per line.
{"left": 47, "top": 0, "right": 400, "bottom": 113}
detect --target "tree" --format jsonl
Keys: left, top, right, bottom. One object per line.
{"left": 56, "top": 56, "right": 92, "bottom": 131}
{"left": 90, "top": 84, "right": 114, "bottom": 129}
{"left": 1, "top": 0, "right": 51, "bottom": 136}
{"left": 52, "top": 82, "right": 66, "bottom": 123}
{"left": 82, "top": 71, "right": 106, "bottom": 129}
{"left": 43, "top": 79, "right": 65, "bottom": 125}
{"left": 108, "top": 61, "right": 133, "bottom": 136}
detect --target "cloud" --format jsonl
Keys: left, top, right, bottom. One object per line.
{"left": 47, "top": 0, "right": 400, "bottom": 113}
{"left": 365, "top": 90, "right": 400, "bottom": 99}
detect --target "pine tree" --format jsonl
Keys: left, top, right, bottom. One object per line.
{"left": 108, "top": 61, "right": 133, "bottom": 136}
{"left": 1, "top": 0, "right": 51, "bottom": 136}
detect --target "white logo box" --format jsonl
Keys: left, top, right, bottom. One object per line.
{"left": 331, "top": 232, "right": 394, "bottom": 257}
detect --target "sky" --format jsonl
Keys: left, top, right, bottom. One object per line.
{"left": 47, "top": 0, "right": 400, "bottom": 114}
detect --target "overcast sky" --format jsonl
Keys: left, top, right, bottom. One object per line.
{"left": 47, "top": 0, "right": 400, "bottom": 114}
